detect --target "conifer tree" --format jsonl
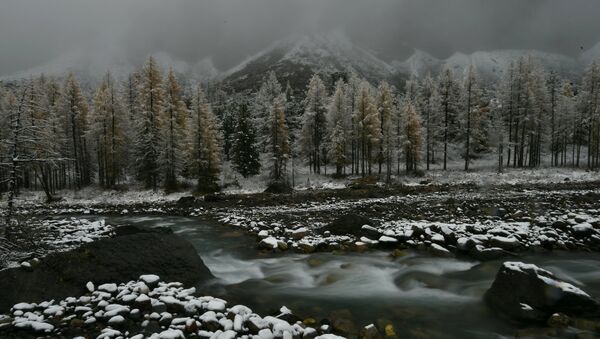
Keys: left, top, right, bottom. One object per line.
{"left": 557, "top": 81, "right": 576, "bottom": 166}
{"left": 354, "top": 81, "right": 381, "bottom": 176}
{"left": 135, "top": 56, "right": 164, "bottom": 190}
{"left": 268, "top": 96, "right": 290, "bottom": 182}
{"left": 547, "top": 71, "right": 562, "bottom": 166}
{"left": 460, "top": 64, "right": 482, "bottom": 170}
{"left": 253, "top": 71, "right": 284, "bottom": 151}
{"left": 437, "top": 67, "right": 460, "bottom": 170}
{"left": 91, "top": 73, "right": 126, "bottom": 188}
{"left": 189, "top": 86, "right": 222, "bottom": 192}
{"left": 403, "top": 101, "right": 422, "bottom": 173}
{"left": 231, "top": 102, "right": 261, "bottom": 178}
{"left": 419, "top": 74, "right": 441, "bottom": 170}
{"left": 581, "top": 61, "right": 600, "bottom": 169}
{"left": 300, "top": 74, "right": 328, "bottom": 174}
{"left": 376, "top": 81, "right": 395, "bottom": 181}
{"left": 59, "top": 73, "right": 91, "bottom": 188}
{"left": 161, "top": 69, "right": 189, "bottom": 190}
{"left": 327, "top": 79, "right": 349, "bottom": 177}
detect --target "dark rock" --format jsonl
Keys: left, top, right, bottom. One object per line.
{"left": 329, "top": 309, "right": 356, "bottom": 336}
{"left": 0, "top": 227, "right": 213, "bottom": 313}
{"left": 572, "top": 223, "right": 594, "bottom": 237}
{"left": 277, "top": 312, "right": 301, "bottom": 324}
{"left": 360, "top": 324, "right": 381, "bottom": 339}
{"left": 264, "top": 181, "right": 293, "bottom": 194}
{"left": 204, "top": 194, "right": 224, "bottom": 202}
{"left": 484, "top": 262, "right": 599, "bottom": 322}
{"left": 143, "top": 320, "right": 161, "bottom": 335}
{"left": 322, "top": 214, "right": 376, "bottom": 236}
{"left": 547, "top": 313, "right": 570, "bottom": 328}
{"left": 176, "top": 196, "right": 196, "bottom": 206}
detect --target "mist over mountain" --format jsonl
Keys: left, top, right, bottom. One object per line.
{"left": 3, "top": 30, "right": 599, "bottom": 93}
{"left": 2, "top": 0, "right": 600, "bottom": 83}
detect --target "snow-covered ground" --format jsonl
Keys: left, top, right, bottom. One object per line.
{"left": 0, "top": 218, "right": 114, "bottom": 270}
{"left": 215, "top": 184, "right": 600, "bottom": 259}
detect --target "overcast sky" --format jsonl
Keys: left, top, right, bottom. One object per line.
{"left": 1, "top": 0, "right": 600, "bottom": 76}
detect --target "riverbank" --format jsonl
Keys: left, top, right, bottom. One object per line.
{"left": 4, "top": 178, "right": 600, "bottom": 262}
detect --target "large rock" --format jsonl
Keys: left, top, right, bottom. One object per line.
{"left": 484, "top": 261, "right": 599, "bottom": 322}
{"left": 322, "top": 214, "right": 376, "bottom": 236}
{"left": 0, "top": 226, "right": 213, "bottom": 312}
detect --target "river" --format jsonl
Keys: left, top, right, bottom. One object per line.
{"left": 103, "top": 215, "right": 600, "bottom": 339}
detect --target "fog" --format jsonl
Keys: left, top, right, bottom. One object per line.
{"left": 1, "top": 0, "right": 600, "bottom": 76}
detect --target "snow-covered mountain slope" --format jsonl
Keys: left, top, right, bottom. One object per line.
{"left": 391, "top": 49, "right": 440, "bottom": 78}
{"left": 581, "top": 42, "right": 600, "bottom": 65}
{"left": 394, "top": 49, "right": 581, "bottom": 81}
{"left": 222, "top": 31, "right": 399, "bottom": 92}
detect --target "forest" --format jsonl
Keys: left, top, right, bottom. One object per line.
{"left": 2, "top": 56, "right": 599, "bottom": 204}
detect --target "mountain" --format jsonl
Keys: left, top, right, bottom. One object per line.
{"left": 221, "top": 31, "right": 401, "bottom": 92}
{"left": 581, "top": 42, "right": 600, "bottom": 65}
{"left": 394, "top": 49, "right": 581, "bottom": 81}
{"left": 391, "top": 49, "right": 440, "bottom": 78}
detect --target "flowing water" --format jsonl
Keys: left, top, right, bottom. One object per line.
{"left": 104, "top": 215, "right": 600, "bottom": 339}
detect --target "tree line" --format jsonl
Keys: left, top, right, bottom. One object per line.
{"left": 1, "top": 56, "right": 600, "bottom": 200}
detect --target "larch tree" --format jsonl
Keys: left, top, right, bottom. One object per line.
{"left": 161, "top": 69, "right": 189, "bottom": 191}
{"left": 487, "top": 98, "right": 505, "bottom": 173}
{"left": 437, "top": 67, "right": 460, "bottom": 170}
{"left": 189, "top": 86, "right": 222, "bottom": 193}
{"left": 557, "top": 81, "right": 576, "bottom": 167}
{"left": 418, "top": 74, "right": 440, "bottom": 170}
{"left": 547, "top": 71, "right": 562, "bottom": 166}
{"left": 268, "top": 96, "right": 290, "bottom": 182}
{"left": 135, "top": 56, "right": 164, "bottom": 191}
{"left": 403, "top": 101, "right": 422, "bottom": 174}
{"left": 376, "top": 81, "right": 395, "bottom": 181}
{"left": 327, "top": 79, "right": 349, "bottom": 177}
{"left": 345, "top": 72, "right": 361, "bottom": 175}
{"left": 581, "top": 61, "right": 600, "bottom": 169}
{"left": 353, "top": 81, "right": 381, "bottom": 176}
{"left": 59, "top": 73, "right": 91, "bottom": 188}
{"left": 460, "top": 64, "right": 482, "bottom": 171}
{"left": 91, "top": 73, "right": 126, "bottom": 188}
{"left": 300, "top": 74, "right": 328, "bottom": 174}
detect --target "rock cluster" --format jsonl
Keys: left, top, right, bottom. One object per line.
{"left": 0, "top": 275, "right": 347, "bottom": 339}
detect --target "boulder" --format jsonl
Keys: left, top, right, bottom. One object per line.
{"left": 0, "top": 226, "right": 214, "bottom": 313}
{"left": 484, "top": 262, "right": 599, "bottom": 322}
{"left": 322, "top": 214, "right": 376, "bottom": 236}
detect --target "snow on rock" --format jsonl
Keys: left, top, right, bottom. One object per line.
{"left": 140, "top": 274, "right": 161, "bottom": 285}
{"left": 0, "top": 276, "right": 327, "bottom": 338}
{"left": 485, "top": 261, "right": 599, "bottom": 321}
{"left": 259, "top": 236, "right": 280, "bottom": 250}
{"left": 98, "top": 283, "right": 118, "bottom": 294}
